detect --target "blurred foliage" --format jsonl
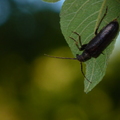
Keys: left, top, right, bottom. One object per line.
{"left": 42, "top": 0, "right": 60, "bottom": 3}
{"left": 0, "top": 0, "right": 120, "bottom": 120}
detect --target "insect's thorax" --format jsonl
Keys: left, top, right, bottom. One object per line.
{"left": 76, "top": 52, "right": 91, "bottom": 62}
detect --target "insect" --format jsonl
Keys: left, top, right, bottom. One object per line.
{"left": 45, "top": 7, "right": 119, "bottom": 83}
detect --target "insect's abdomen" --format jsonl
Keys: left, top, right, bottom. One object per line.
{"left": 85, "top": 19, "right": 119, "bottom": 58}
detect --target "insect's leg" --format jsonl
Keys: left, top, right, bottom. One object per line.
{"left": 95, "top": 6, "right": 108, "bottom": 35}
{"left": 72, "top": 32, "right": 82, "bottom": 47}
{"left": 69, "top": 36, "right": 81, "bottom": 50}
{"left": 80, "top": 62, "right": 92, "bottom": 83}
{"left": 80, "top": 44, "right": 88, "bottom": 51}
{"left": 70, "top": 31, "right": 87, "bottom": 51}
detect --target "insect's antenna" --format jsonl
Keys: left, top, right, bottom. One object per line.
{"left": 44, "top": 54, "right": 77, "bottom": 60}
{"left": 80, "top": 62, "right": 92, "bottom": 83}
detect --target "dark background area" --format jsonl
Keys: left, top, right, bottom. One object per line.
{"left": 0, "top": 0, "right": 120, "bottom": 120}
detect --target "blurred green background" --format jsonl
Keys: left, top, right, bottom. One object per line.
{"left": 0, "top": 0, "right": 120, "bottom": 120}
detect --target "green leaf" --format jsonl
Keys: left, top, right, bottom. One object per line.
{"left": 60, "top": 0, "right": 120, "bottom": 93}
{"left": 42, "top": 0, "right": 60, "bottom": 3}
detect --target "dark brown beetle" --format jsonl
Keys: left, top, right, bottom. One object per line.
{"left": 45, "top": 7, "right": 119, "bottom": 83}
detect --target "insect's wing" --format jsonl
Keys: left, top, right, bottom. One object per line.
{"left": 85, "top": 20, "right": 119, "bottom": 58}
